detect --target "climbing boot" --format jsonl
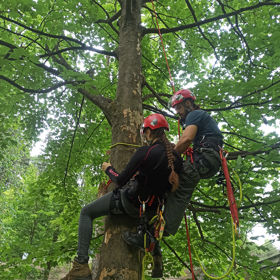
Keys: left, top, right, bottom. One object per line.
{"left": 151, "top": 255, "right": 163, "bottom": 278}
{"left": 60, "top": 259, "right": 92, "bottom": 280}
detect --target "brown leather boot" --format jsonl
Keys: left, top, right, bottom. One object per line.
{"left": 151, "top": 255, "right": 163, "bottom": 278}
{"left": 61, "top": 260, "right": 92, "bottom": 280}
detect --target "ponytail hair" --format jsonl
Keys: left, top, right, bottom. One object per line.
{"left": 150, "top": 128, "right": 179, "bottom": 192}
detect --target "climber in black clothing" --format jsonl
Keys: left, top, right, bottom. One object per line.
{"left": 61, "top": 113, "right": 182, "bottom": 280}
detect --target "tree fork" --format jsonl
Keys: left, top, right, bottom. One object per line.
{"left": 95, "top": 1, "right": 144, "bottom": 279}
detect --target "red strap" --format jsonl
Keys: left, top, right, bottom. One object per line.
{"left": 148, "top": 195, "right": 155, "bottom": 207}
{"left": 219, "top": 150, "right": 239, "bottom": 227}
{"left": 184, "top": 147, "right": 194, "bottom": 163}
{"left": 184, "top": 213, "right": 195, "bottom": 280}
{"left": 178, "top": 119, "right": 181, "bottom": 137}
{"left": 104, "top": 179, "right": 112, "bottom": 190}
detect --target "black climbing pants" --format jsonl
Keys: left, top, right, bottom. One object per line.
{"left": 77, "top": 180, "right": 147, "bottom": 262}
{"left": 164, "top": 148, "right": 221, "bottom": 235}
{"left": 164, "top": 159, "right": 200, "bottom": 235}
{"left": 77, "top": 192, "right": 116, "bottom": 262}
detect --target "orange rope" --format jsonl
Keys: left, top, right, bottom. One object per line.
{"left": 150, "top": 0, "right": 176, "bottom": 94}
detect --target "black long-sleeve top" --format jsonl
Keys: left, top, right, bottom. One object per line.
{"left": 105, "top": 141, "right": 183, "bottom": 202}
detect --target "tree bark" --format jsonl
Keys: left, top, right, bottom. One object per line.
{"left": 95, "top": 1, "right": 144, "bottom": 279}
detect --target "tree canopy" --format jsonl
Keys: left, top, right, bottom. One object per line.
{"left": 0, "top": 0, "right": 279, "bottom": 279}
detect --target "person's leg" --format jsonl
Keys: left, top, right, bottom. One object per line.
{"left": 61, "top": 192, "right": 117, "bottom": 280}
{"left": 77, "top": 192, "right": 113, "bottom": 262}
{"left": 164, "top": 160, "right": 200, "bottom": 236}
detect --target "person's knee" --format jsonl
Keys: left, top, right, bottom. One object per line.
{"left": 80, "top": 204, "right": 91, "bottom": 217}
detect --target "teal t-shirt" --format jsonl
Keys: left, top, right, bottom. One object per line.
{"left": 182, "top": 110, "right": 223, "bottom": 145}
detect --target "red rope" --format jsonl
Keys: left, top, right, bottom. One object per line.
{"left": 219, "top": 150, "right": 239, "bottom": 228}
{"left": 177, "top": 119, "right": 181, "bottom": 137}
{"left": 150, "top": 4, "right": 195, "bottom": 276}
{"left": 150, "top": 0, "right": 175, "bottom": 94}
{"left": 104, "top": 179, "right": 112, "bottom": 190}
{"left": 184, "top": 213, "right": 195, "bottom": 280}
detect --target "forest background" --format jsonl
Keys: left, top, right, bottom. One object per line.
{"left": 0, "top": 0, "right": 280, "bottom": 279}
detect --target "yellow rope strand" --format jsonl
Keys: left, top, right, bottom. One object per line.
{"left": 110, "top": 142, "right": 141, "bottom": 149}
{"left": 192, "top": 217, "right": 236, "bottom": 279}
{"left": 141, "top": 233, "right": 154, "bottom": 280}
{"left": 233, "top": 169, "right": 243, "bottom": 207}
{"left": 191, "top": 169, "right": 243, "bottom": 278}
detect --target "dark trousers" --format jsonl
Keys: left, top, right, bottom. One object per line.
{"left": 77, "top": 185, "right": 147, "bottom": 262}
{"left": 164, "top": 148, "right": 221, "bottom": 235}
{"left": 164, "top": 159, "right": 200, "bottom": 235}
{"left": 77, "top": 192, "right": 116, "bottom": 262}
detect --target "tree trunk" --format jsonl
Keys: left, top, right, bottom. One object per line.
{"left": 95, "top": 1, "right": 144, "bottom": 279}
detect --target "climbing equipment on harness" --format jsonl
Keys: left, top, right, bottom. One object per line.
{"left": 137, "top": 195, "right": 166, "bottom": 279}
{"left": 219, "top": 149, "right": 239, "bottom": 230}
{"left": 138, "top": 196, "right": 155, "bottom": 280}
{"left": 149, "top": 200, "right": 166, "bottom": 241}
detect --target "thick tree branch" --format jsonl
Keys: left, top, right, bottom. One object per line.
{"left": 0, "top": 39, "right": 17, "bottom": 50}
{"left": 143, "top": 81, "right": 170, "bottom": 109}
{"left": 0, "top": 25, "right": 47, "bottom": 51}
{"left": 142, "top": 104, "right": 177, "bottom": 119}
{"left": 92, "top": 0, "right": 120, "bottom": 34}
{"left": 0, "top": 15, "right": 84, "bottom": 46}
{"left": 222, "top": 131, "right": 266, "bottom": 145}
{"left": 0, "top": 74, "right": 76, "bottom": 94}
{"left": 143, "top": 2, "right": 280, "bottom": 35}
{"left": 78, "top": 88, "right": 112, "bottom": 123}
{"left": 40, "top": 46, "right": 117, "bottom": 58}
{"left": 227, "top": 141, "right": 280, "bottom": 160}
{"left": 228, "top": 80, "right": 280, "bottom": 109}
{"left": 206, "top": 97, "right": 280, "bottom": 112}
{"left": 191, "top": 198, "right": 280, "bottom": 212}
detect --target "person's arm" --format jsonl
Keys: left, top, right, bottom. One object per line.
{"left": 174, "top": 125, "right": 198, "bottom": 154}
{"left": 102, "top": 146, "right": 148, "bottom": 186}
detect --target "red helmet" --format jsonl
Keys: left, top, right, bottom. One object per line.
{"left": 142, "top": 113, "right": 169, "bottom": 132}
{"left": 170, "top": 89, "right": 196, "bottom": 107}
